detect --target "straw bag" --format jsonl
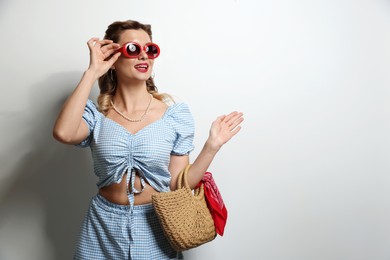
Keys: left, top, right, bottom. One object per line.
{"left": 152, "top": 165, "right": 216, "bottom": 251}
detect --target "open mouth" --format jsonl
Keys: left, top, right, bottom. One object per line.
{"left": 134, "top": 63, "right": 149, "bottom": 73}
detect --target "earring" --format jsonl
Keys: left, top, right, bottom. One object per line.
{"left": 151, "top": 71, "right": 155, "bottom": 79}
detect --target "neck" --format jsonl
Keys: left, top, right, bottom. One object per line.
{"left": 114, "top": 81, "right": 151, "bottom": 112}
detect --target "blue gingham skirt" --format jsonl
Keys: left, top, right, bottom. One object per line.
{"left": 74, "top": 194, "right": 183, "bottom": 260}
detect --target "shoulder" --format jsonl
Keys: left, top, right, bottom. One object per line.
{"left": 167, "top": 102, "right": 191, "bottom": 114}
{"left": 165, "top": 102, "right": 194, "bottom": 132}
{"left": 166, "top": 102, "right": 193, "bottom": 121}
{"left": 82, "top": 99, "right": 103, "bottom": 123}
{"left": 167, "top": 102, "right": 195, "bottom": 154}
{"left": 85, "top": 99, "right": 99, "bottom": 112}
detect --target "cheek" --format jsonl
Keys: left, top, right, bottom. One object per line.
{"left": 113, "top": 58, "right": 125, "bottom": 69}
{"left": 115, "top": 58, "right": 136, "bottom": 70}
{"left": 149, "top": 61, "right": 155, "bottom": 70}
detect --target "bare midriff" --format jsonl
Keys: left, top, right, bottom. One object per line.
{"left": 98, "top": 173, "right": 158, "bottom": 205}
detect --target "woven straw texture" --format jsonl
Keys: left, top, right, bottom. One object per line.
{"left": 152, "top": 165, "right": 216, "bottom": 251}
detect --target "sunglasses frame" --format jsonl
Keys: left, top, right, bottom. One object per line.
{"left": 117, "top": 42, "right": 160, "bottom": 59}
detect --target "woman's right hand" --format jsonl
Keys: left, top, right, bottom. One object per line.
{"left": 86, "top": 37, "right": 121, "bottom": 78}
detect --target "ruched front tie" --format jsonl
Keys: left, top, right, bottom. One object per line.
{"left": 77, "top": 99, "right": 195, "bottom": 193}
{"left": 126, "top": 168, "right": 146, "bottom": 210}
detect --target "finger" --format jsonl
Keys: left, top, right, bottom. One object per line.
{"left": 224, "top": 112, "right": 243, "bottom": 125}
{"left": 228, "top": 117, "right": 244, "bottom": 131}
{"left": 103, "top": 49, "right": 120, "bottom": 60}
{"left": 87, "top": 37, "right": 99, "bottom": 43}
{"left": 101, "top": 43, "right": 120, "bottom": 52}
{"left": 87, "top": 37, "right": 99, "bottom": 49}
{"left": 230, "top": 125, "right": 242, "bottom": 136}
{"left": 211, "top": 115, "right": 225, "bottom": 128}
{"left": 102, "top": 43, "right": 121, "bottom": 58}
{"left": 216, "top": 115, "right": 226, "bottom": 122}
{"left": 98, "top": 39, "right": 114, "bottom": 46}
{"left": 94, "top": 39, "right": 113, "bottom": 49}
{"left": 106, "top": 52, "right": 121, "bottom": 65}
{"left": 231, "top": 111, "right": 243, "bottom": 119}
{"left": 224, "top": 111, "right": 239, "bottom": 121}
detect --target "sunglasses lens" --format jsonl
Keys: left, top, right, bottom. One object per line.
{"left": 125, "top": 43, "right": 140, "bottom": 56}
{"left": 145, "top": 44, "right": 159, "bottom": 58}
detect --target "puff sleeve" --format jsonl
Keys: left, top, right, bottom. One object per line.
{"left": 76, "top": 99, "right": 99, "bottom": 148}
{"left": 170, "top": 103, "right": 195, "bottom": 155}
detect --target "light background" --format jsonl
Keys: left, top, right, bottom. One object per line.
{"left": 1, "top": 0, "right": 390, "bottom": 259}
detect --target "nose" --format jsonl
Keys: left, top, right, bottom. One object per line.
{"left": 138, "top": 48, "right": 148, "bottom": 60}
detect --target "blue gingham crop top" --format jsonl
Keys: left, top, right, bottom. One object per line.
{"left": 77, "top": 99, "right": 195, "bottom": 192}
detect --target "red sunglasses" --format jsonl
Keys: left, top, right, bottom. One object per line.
{"left": 117, "top": 42, "right": 160, "bottom": 59}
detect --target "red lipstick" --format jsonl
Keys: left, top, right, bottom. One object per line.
{"left": 134, "top": 63, "right": 149, "bottom": 73}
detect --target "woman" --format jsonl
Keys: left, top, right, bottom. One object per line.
{"left": 53, "top": 20, "right": 243, "bottom": 260}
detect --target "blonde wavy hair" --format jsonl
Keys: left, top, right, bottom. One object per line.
{"left": 97, "top": 20, "right": 172, "bottom": 115}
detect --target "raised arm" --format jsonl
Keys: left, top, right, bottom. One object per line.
{"left": 52, "top": 38, "right": 121, "bottom": 144}
{"left": 169, "top": 111, "right": 244, "bottom": 190}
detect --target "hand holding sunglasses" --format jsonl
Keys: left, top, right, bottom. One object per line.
{"left": 117, "top": 42, "right": 160, "bottom": 59}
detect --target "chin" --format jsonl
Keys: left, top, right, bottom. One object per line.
{"left": 128, "top": 72, "right": 150, "bottom": 81}
{"left": 140, "top": 74, "right": 151, "bottom": 81}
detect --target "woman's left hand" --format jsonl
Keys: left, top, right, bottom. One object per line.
{"left": 207, "top": 111, "right": 244, "bottom": 151}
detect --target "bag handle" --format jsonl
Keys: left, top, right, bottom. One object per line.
{"left": 177, "top": 164, "right": 191, "bottom": 189}
{"left": 177, "top": 164, "right": 205, "bottom": 200}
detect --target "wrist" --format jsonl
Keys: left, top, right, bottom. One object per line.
{"left": 84, "top": 68, "right": 101, "bottom": 81}
{"left": 204, "top": 138, "right": 221, "bottom": 154}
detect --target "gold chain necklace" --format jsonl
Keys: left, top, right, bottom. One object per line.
{"left": 110, "top": 94, "right": 153, "bottom": 122}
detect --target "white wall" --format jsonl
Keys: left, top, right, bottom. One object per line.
{"left": 1, "top": 0, "right": 390, "bottom": 259}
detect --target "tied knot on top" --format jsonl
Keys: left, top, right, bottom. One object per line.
{"left": 196, "top": 171, "right": 228, "bottom": 236}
